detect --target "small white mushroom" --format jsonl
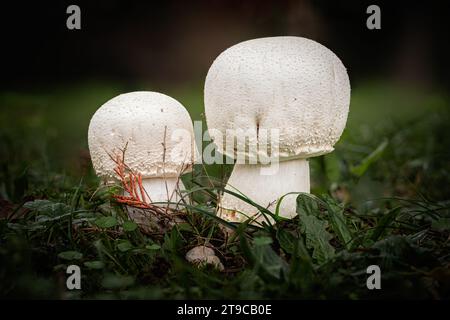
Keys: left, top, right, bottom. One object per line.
{"left": 185, "top": 246, "right": 224, "bottom": 271}
{"left": 88, "top": 91, "right": 196, "bottom": 228}
{"left": 204, "top": 36, "right": 350, "bottom": 223}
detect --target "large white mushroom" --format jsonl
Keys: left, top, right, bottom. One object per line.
{"left": 204, "top": 36, "right": 350, "bottom": 223}
{"left": 88, "top": 91, "right": 196, "bottom": 228}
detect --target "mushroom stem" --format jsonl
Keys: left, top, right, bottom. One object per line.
{"left": 142, "top": 177, "right": 185, "bottom": 204}
{"left": 125, "top": 177, "right": 185, "bottom": 233}
{"left": 219, "top": 159, "right": 310, "bottom": 223}
{"left": 128, "top": 177, "right": 184, "bottom": 204}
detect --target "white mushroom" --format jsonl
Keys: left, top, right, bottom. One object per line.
{"left": 204, "top": 36, "right": 350, "bottom": 223}
{"left": 88, "top": 91, "right": 196, "bottom": 227}
{"left": 185, "top": 246, "right": 224, "bottom": 271}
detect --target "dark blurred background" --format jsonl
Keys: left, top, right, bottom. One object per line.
{"left": 2, "top": 0, "right": 449, "bottom": 89}
{"left": 1, "top": 0, "right": 449, "bottom": 206}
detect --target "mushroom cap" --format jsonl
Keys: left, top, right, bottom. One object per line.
{"left": 185, "top": 245, "right": 215, "bottom": 261}
{"left": 204, "top": 36, "right": 350, "bottom": 161}
{"left": 88, "top": 91, "right": 196, "bottom": 181}
{"left": 185, "top": 246, "right": 224, "bottom": 271}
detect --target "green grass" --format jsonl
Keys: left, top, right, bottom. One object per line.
{"left": 0, "top": 81, "right": 449, "bottom": 299}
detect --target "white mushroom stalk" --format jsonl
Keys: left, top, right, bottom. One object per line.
{"left": 88, "top": 91, "right": 197, "bottom": 227}
{"left": 204, "top": 36, "right": 350, "bottom": 223}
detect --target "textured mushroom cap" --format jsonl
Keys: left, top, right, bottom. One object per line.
{"left": 88, "top": 91, "right": 196, "bottom": 181}
{"left": 204, "top": 36, "right": 350, "bottom": 161}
